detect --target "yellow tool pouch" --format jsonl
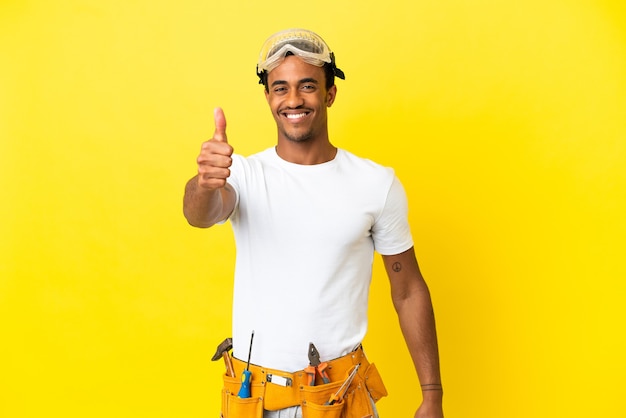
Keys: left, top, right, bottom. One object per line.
{"left": 299, "top": 379, "right": 346, "bottom": 418}
{"left": 221, "top": 346, "right": 387, "bottom": 418}
{"left": 300, "top": 362, "right": 387, "bottom": 418}
{"left": 221, "top": 374, "right": 265, "bottom": 418}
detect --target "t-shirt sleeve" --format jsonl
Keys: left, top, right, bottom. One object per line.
{"left": 371, "top": 175, "right": 414, "bottom": 255}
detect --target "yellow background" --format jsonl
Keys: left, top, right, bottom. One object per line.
{"left": 2, "top": 0, "right": 625, "bottom": 417}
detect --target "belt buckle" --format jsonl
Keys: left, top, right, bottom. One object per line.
{"left": 266, "top": 374, "right": 292, "bottom": 387}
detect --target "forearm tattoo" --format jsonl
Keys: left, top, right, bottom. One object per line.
{"left": 392, "top": 262, "right": 402, "bottom": 272}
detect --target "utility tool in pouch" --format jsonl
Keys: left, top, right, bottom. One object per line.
{"left": 305, "top": 342, "right": 331, "bottom": 386}
{"left": 237, "top": 331, "right": 254, "bottom": 398}
{"left": 325, "top": 363, "right": 360, "bottom": 405}
{"left": 211, "top": 338, "right": 235, "bottom": 378}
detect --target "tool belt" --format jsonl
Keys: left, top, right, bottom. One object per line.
{"left": 221, "top": 346, "right": 387, "bottom": 418}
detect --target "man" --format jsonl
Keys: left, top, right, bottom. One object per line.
{"left": 184, "top": 29, "right": 443, "bottom": 418}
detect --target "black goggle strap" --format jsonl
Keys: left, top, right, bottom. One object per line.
{"left": 256, "top": 52, "right": 345, "bottom": 84}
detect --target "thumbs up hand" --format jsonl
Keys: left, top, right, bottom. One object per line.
{"left": 196, "top": 107, "right": 234, "bottom": 191}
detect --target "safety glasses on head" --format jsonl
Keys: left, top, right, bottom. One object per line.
{"left": 256, "top": 29, "right": 345, "bottom": 83}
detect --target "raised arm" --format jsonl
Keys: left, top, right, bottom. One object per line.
{"left": 183, "top": 108, "right": 237, "bottom": 228}
{"left": 382, "top": 247, "right": 444, "bottom": 418}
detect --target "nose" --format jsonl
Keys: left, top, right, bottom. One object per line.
{"left": 285, "top": 88, "right": 304, "bottom": 108}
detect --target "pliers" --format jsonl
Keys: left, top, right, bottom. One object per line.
{"left": 305, "top": 342, "right": 331, "bottom": 386}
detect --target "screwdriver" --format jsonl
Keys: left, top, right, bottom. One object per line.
{"left": 237, "top": 331, "right": 255, "bottom": 398}
{"left": 325, "top": 364, "right": 360, "bottom": 405}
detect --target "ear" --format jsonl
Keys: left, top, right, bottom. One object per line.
{"left": 326, "top": 85, "right": 337, "bottom": 107}
{"left": 265, "top": 89, "right": 270, "bottom": 102}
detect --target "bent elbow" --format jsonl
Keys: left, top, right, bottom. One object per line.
{"left": 183, "top": 209, "right": 214, "bottom": 229}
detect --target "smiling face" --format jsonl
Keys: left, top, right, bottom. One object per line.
{"left": 265, "top": 55, "right": 337, "bottom": 144}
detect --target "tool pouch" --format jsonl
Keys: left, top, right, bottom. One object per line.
{"left": 299, "top": 362, "right": 387, "bottom": 418}
{"left": 362, "top": 363, "right": 387, "bottom": 404}
{"left": 221, "top": 346, "right": 387, "bottom": 418}
{"left": 221, "top": 374, "right": 265, "bottom": 418}
{"left": 301, "top": 400, "right": 345, "bottom": 418}
{"left": 300, "top": 380, "right": 346, "bottom": 418}
{"left": 344, "top": 362, "right": 387, "bottom": 418}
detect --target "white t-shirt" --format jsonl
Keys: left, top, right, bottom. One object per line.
{"left": 225, "top": 147, "right": 413, "bottom": 371}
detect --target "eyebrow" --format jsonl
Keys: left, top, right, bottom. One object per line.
{"left": 270, "top": 77, "right": 319, "bottom": 88}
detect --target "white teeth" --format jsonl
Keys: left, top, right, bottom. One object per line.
{"left": 286, "top": 113, "right": 307, "bottom": 119}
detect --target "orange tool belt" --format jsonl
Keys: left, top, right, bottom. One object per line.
{"left": 221, "top": 346, "right": 387, "bottom": 418}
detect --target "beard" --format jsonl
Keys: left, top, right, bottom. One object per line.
{"left": 283, "top": 128, "right": 314, "bottom": 143}
{"left": 278, "top": 121, "right": 316, "bottom": 143}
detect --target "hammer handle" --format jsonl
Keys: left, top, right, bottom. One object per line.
{"left": 223, "top": 352, "right": 235, "bottom": 378}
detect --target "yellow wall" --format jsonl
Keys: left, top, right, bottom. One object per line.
{"left": 2, "top": 1, "right": 625, "bottom": 417}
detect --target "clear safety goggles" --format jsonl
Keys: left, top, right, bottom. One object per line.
{"left": 256, "top": 29, "right": 345, "bottom": 80}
